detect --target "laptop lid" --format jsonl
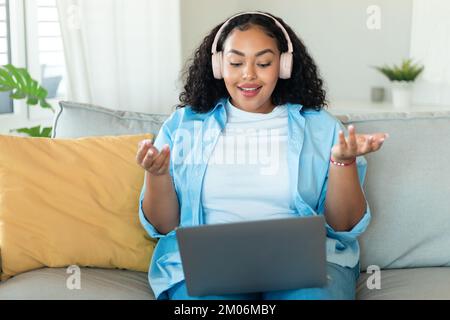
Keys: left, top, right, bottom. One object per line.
{"left": 176, "top": 215, "right": 327, "bottom": 297}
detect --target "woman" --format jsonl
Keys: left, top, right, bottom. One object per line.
{"left": 136, "top": 11, "right": 387, "bottom": 300}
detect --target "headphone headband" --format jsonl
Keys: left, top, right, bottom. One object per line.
{"left": 211, "top": 11, "right": 294, "bottom": 79}
{"left": 211, "top": 11, "right": 293, "bottom": 55}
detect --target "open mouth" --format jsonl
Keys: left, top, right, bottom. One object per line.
{"left": 238, "top": 86, "right": 262, "bottom": 97}
{"left": 238, "top": 86, "right": 262, "bottom": 92}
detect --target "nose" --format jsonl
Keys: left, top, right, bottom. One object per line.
{"left": 242, "top": 63, "right": 256, "bottom": 80}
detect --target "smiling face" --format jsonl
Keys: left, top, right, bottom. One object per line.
{"left": 221, "top": 25, "right": 280, "bottom": 114}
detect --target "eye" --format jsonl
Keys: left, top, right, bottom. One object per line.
{"left": 258, "top": 63, "right": 271, "bottom": 68}
{"left": 230, "top": 62, "right": 242, "bottom": 67}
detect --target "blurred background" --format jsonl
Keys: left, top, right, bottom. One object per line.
{"left": 0, "top": 0, "right": 448, "bottom": 133}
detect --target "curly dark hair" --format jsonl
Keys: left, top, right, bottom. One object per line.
{"left": 178, "top": 12, "right": 327, "bottom": 113}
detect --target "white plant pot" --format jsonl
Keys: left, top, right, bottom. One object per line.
{"left": 391, "top": 81, "right": 412, "bottom": 109}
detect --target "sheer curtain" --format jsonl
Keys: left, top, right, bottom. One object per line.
{"left": 410, "top": 0, "right": 450, "bottom": 106}
{"left": 56, "top": 0, "right": 182, "bottom": 114}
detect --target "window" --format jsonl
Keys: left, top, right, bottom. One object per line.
{"left": 25, "top": 0, "right": 67, "bottom": 121}
{"left": 0, "top": 0, "right": 11, "bottom": 65}
{"left": 0, "top": 0, "right": 67, "bottom": 133}
{"left": 35, "top": 0, "right": 66, "bottom": 99}
{"left": 0, "top": 0, "right": 12, "bottom": 114}
{"left": 410, "top": 0, "right": 450, "bottom": 106}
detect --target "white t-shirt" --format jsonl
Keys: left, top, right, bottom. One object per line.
{"left": 201, "top": 99, "right": 297, "bottom": 225}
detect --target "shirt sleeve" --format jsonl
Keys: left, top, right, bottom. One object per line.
{"left": 138, "top": 117, "right": 178, "bottom": 239}
{"left": 316, "top": 120, "right": 372, "bottom": 249}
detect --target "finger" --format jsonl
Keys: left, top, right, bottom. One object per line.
{"left": 363, "top": 135, "right": 374, "bottom": 153}
{"left": 139, "top": 138, "right": 154, "bottom": 150}
{"left": 156, "top": 149, "right": 171, "bottom": 175}
{"left": 141, "top": 143, "right": 160, "bottom": 167}
{"left": 136, "top": 139, "right": 153, "bottom": 164}
{"left": 373, "top": 136, "right": 385, "bottom": 151}
{"left": 148, "top": 144, "right": 170, "bottom": 173}
{"left": 347, "top": 125, "right": 357, "bottom": 151}
{"left": 371, "top": 132, "right": 388, "bottom": 144}
{"left": 355, "top": 132, "right": 388, "bottom": 155}
{"left": 142, "top": 147, "right": 158, "bottom": 169}
{"left": 143, "top": 143, "right": 165, "bottom": 170}
{"left": 371, "top": 133, "right": 389, "bottom": 144}
{"left": 338, "top": 130, "right": 348, "bottom": 150}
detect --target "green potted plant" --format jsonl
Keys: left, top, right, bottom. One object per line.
{"left": 0, "top": 64, "right": 54, "bottom": 137}
{"left": 374, "top": 59, "right": 424, "bottom": 109}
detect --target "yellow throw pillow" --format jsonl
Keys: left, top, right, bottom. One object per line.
{"left": 0, "top": 134, "right": 156, "bottom": 280}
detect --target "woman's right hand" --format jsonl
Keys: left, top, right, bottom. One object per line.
{"left": 136, "top": 139, "right": 171, "bottom": 176}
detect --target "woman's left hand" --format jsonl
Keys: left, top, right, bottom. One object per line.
{"left": 331, "top": 125, "right": 389, "bottom": 163}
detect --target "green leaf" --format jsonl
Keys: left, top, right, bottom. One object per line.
{"left": 14, "top": 126, "right": 41, "bottom": 136}
{"left": 36, "top": 87, "right": 48, "bottom": 99}
{"left": 26, "top": 97, "right": 39, "bottom": 105}
{"left": 39, "top": 99, "right": 54, "bottom": 111}
{"left": 373, "top": 59, "right": 424, "bottom": 82}
{"left": 0, "top": 64, "right": 53, "bottom": 112}
{"left": 4, "top": 64, "right": 26, "bottom": 90}
{"left": 0, "top": 68, "right": 14, "bottom": 87}
{"left": 0, "top": 85, "right": 13, "bottom": 92}
{"left": 41, "top": 127, "right": 53, "bottom": 137}
{"left": 17, "top": 68, "right": 33, "bottom": 84}
{"left": 10, "top": 91, "right": 27, "bottom": 99}
{"left": 11, "top": 125, "right": 53, "bottom": 138}
{"left": 30, "top": 79, "right": 39, "bottom": 93}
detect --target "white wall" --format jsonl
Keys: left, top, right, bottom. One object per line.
{"left": 180, "top": 0, "right": 413, "bottom": 103}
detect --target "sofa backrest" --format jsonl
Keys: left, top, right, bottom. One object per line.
{"left": 53, "top": 102, "right": 450, "bottom": 271}
{"left": 337, "top": 110, "right": 450, "bottom": 271}
{"left": 53, "top": 101, "right": 169, "bottom": 138}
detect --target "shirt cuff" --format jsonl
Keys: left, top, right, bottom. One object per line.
{"left": 325, "top": 202, "right": 372, "bottom": 246}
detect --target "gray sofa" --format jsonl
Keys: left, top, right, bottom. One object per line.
{"left": 1, "top": 101, "right": 449, "bottom": 300}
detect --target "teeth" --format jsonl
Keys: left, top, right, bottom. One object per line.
{"left": 240, "top": 87, "right": 260, "bottom": 91}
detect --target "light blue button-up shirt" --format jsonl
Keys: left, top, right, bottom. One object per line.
{"left": 139, "top": 98, "right": 371, "bottom": 299}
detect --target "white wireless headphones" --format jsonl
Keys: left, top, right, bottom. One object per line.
{"left": 211, "top": 11, "right": 294, "bottom": 80}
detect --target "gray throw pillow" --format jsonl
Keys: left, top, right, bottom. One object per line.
{"left": 52, "top": 101, "right": 169, "bottom": 138}
{"left": 337, "top": 111, "right": 450, "bottom": 270}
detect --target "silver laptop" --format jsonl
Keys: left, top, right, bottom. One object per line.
{"left": 176, "top": 215, "right": 327, "bottom": 297}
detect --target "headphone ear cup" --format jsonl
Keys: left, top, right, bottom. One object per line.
{"left": 279, "top": 52, "right": 293, "bottom": 79}
{"left": 212, "top": 52, "right": 223, "bottom": 79}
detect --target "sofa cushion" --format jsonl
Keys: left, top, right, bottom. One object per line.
{"left": 337, "top": 111, "right": 450, "bottom": 270}
{"left": 0, "top": 267, "right": 154, "bottom": 300}
{"left": 356, "top": 267, "right": 450, "bottom": 300}
{"left": 52, "top": 101, "right": 169, "bottom": 138}
{"left": 0, "top": 134, "right": 156, "bottom": 280}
